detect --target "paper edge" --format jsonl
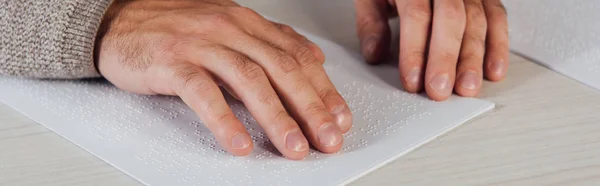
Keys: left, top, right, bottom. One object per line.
{"left": 0, "top": 99, "right": 150, "bottom": 186}
{"left": 510, "top": 49, "right": 600, "bottom": 93}
{"left": 338, "top": 102, "right": 496, "bottom": 186}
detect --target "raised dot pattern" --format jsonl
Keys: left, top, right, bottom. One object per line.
{"left": 507, "top": 0, "right": 600, "bottom": 90}
{"left": 0, "top": 38, "right": 492, "bottom": 186}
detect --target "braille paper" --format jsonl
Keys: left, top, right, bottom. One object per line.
{"left": 506, "top": 0, "right": 600, "bottom": 91}
{"left": 0, "top": 31, "right": 494, "bottom": 185}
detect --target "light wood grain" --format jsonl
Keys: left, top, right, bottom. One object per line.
{"left": 1, "top": 0, "right": 600, "bottom": 185}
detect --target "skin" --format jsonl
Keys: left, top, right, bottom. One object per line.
{"left": 97, "top": 0, "right": 508, "bottom": 159}
{"left": 97, "top": 0, "right": 352, "bottom": 160}
{"left": 355, "top": 0, "right": 509, "bottom": 101}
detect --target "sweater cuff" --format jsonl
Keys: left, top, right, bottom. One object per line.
{"left": 0, "top": 0, "right": 115, "bottom": 79}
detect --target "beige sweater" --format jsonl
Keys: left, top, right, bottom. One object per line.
{"left": 0, "top": 0, "right": 114, "bottom": 79}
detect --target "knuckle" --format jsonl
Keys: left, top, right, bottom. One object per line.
{"left": 400, "top": 50, "right": 426, "bottom": 65}
{"left": 466, "top": 34, "right": 486, "bottom": 49}
{"left": 402, "top": 3, "right": 432, "bottom": 23}
{"left": 439, "top": 51, "right": 459, "bottom": 62}
{"left": 278, "top": 24, "right": 295, "bottom": 33}
{"left": 206, "top": 12, "right": 235, "bottom": 28}
{"left": 492, "top": 1, "right": 508, "bottom": 15}
{"left": 238, "top": 63, "right": 265, "bottom": 83}
{"left": 317, "top": 87, "right": 339, "bottom": 100}
{"left": 230, "top": 6, "right": 262, "bottom": 19}
{"left": 189, "top": 77, "right": 214, "bottom": 94}
{"left": 256, "top": 91, "right": 279, "bottom": 106}
{"left": 464, "top": 0, "right": 484, "bottom": 10}
{"left": 304, "top": 101, "right": 328, "bottom": 116}
{"left": 468, "top": 15, "right": 488, "bottom": 30}
{"left": 292, "top": 45, "right": 318, "bottom": 68}
{"left": 273, "top": 110, "right": 291, "bottom": 123}
{"left": 230, "top": 56, "right": 265, "bottom": 82}
{"left": 271, "top": 52, "right": 300, "bottom": 73}
{"left": 312, "top": 46, "right": 326, "bottom": 65}
{"left": 172, "top": 65, "right": 198, "bottom": 88}
{"left": 154, "top": 36, "right": 186, "bottom": 62}
{"left": 168, "top": 64, "right": 214, "bottom": 93}
{"left": 214, "top": 111, "right": 235, "bottom": 124}
{"left": 465, "top": 0, "right": 486, "bottom": 20}
{"left": 459, "top": 49, "right": 483, "bottom": 63}
{"left": 291, "top": 81, "right": 310, "bottom": 94}
{"left": 441, "top": 4, "right": 466, "bottom": 21}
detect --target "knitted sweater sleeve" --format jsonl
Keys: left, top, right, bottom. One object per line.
{"left": 0, "top": 0, "right": 114, "bottom": 79}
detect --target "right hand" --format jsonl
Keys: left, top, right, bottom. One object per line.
{"left": 95, "top": 0, "right": 352, "bottom": 160}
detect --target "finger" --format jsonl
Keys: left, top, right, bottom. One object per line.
{"left": 354, "top": 0, "right": 392, "bottom": 64}
{"left": 221, "top": 82, "right": 241, "bottom": 100}
{"left": 186, "top": 44, "right": 311, "bottom": 160}
{"left": 202, "top": 0, "right": 239, "bottom": 6}
{"left": 455, "top": 0, "right": 487, "bottom": 97}
{"left": 424, "top": 0, "right": 467, "bottom": 101}
{"left": 483, "top": 0, "right": 509, "bottom": 81}
{"left": 224, "top": 8, "right": 351, "bottom": 144}
{"left": 261, "top": 20, "right": 352, "bottom": 134}
{"left": 162, "top": 63, "right": 253, "bottom": 156}
{"left": 269, "top": 23, "right": 353, "bottom": 134}
{"left": 396, "top": 0, "right": 433, "bottom": 93}
{"left": 274, "top": 23, "right": 326, "bottom": 64}
{"left": 210, "top": 17, "right": 344, "bottom": 153}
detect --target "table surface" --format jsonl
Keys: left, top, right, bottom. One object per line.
{"left": 2, "top": 1, "right": 600, "bottom": 185}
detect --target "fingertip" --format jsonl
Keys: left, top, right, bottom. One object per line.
{"left": 339, "top": 120, "right": 352, "bottom": 134}
{"left": 454, "top": 70, "right": 481, "bottom": 97}
{"left": 426, "top": 73, "right": 454, "bottom": 101}
{"left": 331, "top": 105, "right": 353, "bottom": 134}
{"left": 315, "top": 122, "right": 344, "bottom": 154}
{"left": 361, "top": 35, "right": 388, "bottom": 64}
{"left": 226, "top": 132, "right": 254, "bottom": 156}
{"left": 455, "top": 88, "right": 479, "bottom": 98}
{"left": 401, "top": 67, "right": 424, "bottom": 93}
{"left": 230, "top": 143, "right": 254, "bottom": 156}
{"left": 427, "top": 92, "right": 451, "bottom": 102}
{"left": 317, "top": 140, "right": 344, "bottom": 154}
{"left": 283, "top": 149, "right": 310, "bottom": 160}
{"left": 401, "top": 82, "right": 423, "bottom": 94}
{"left": 281, "top": 128, "right": 310, "bottom": 160}
{"left": 485, "top": 58, "right": 508, "bottom": 81}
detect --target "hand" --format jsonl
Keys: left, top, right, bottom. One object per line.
{"left": 355, "top": 0, "right": 509, "bottom": 101}
{"left": 96, "top": 0, "right": 352, "bottom": 160}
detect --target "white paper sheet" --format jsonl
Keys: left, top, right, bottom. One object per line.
{"left": 506, "top": 0, "right": 600, "bottom": 91}
{"left": 0, "top": 31, "right": 494, "bottom": 185}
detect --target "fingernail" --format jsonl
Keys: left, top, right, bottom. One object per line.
{"left": 231, "top": 133, "right": 252, "bottom": 149}
{"left": 405, "top": 67, "right": 421, "bottom": 86}
{"left": 458, "top": 70, "right": 480, "bottom": 90}
{"left": 285, "top": 129, "right": 309, "bottom": 152}
{"left": 318, "top": 122, "right": 342, "bottom": 147}
{"left": 490, "top": 59, "right": 506, "bottom": 77}
{"left": 361, "top": 35, "right": 379, "bottom": 57}
{"left": 331, "top": 105, "right": 349, "bottom": 130}
{"left": 429, "top": 73, "right": 450, "bottom": 94}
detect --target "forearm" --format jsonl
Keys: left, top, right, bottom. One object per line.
{"left": 0, "top": 0, "right": 114, "bottom": 79}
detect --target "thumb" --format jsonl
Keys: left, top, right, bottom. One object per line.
{"left": 355, "top": 0, "right": 392, "bottom": 64}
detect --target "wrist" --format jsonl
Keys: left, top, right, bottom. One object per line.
{"left": 94, "top": 0, "right": 128, "bottom": 76}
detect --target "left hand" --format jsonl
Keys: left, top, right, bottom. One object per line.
{"left": 355, "top": 0, "right": 509, "bottom": 101}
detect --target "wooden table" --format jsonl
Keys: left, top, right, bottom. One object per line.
{"left": 2, "top": 0, "right": 600, "bottom": 185}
